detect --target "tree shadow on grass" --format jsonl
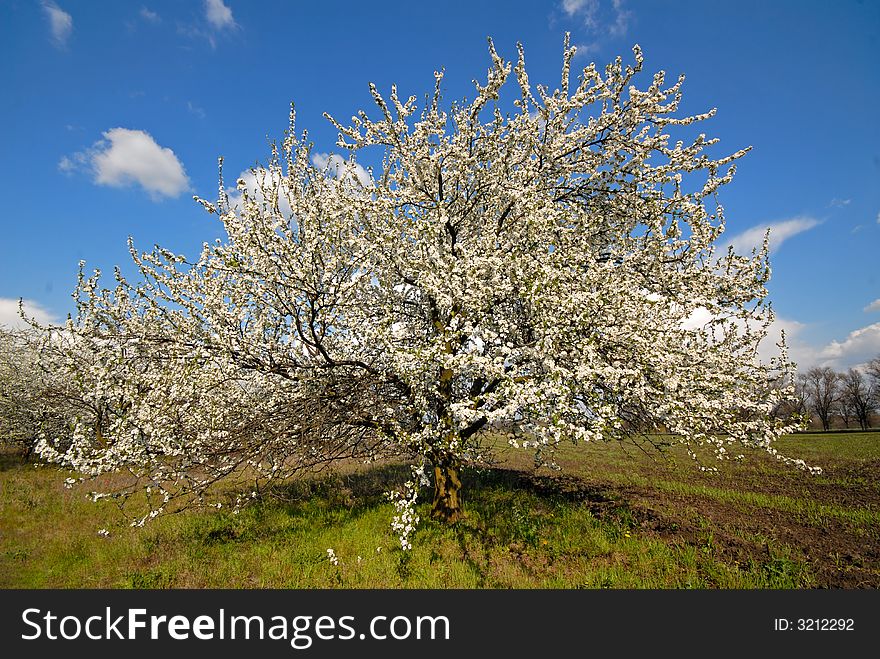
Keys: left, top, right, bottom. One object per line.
{"left": 267, "top": 462, "right": 414, "bottom": 511}
{"left": 146, "top": 461, "right": 652, "bottom": 587}
{"left": 183, "top": 463, "right": 415, "bottom": 547}
{"left": 460, "top": 467, "right": 633, "bottom": 520}
{"left": 257, "top": 462, "right": 628, "bottom": 525}
{"left": 0, "top": 447, "right": 35, "bottom": 472}
{"left": 265, "top": 463, "right": 635, "bottom": 535}
{"left": 441, "top": 467, "right": 641, "bottom": 584}
{"left": 182, "top": 463, "right": 630, "bottom": 567}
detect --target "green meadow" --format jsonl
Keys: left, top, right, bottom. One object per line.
{"left": 1, "top": 432, "right": 877, "bottom": 588}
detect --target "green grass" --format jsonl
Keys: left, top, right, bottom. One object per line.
{"left": 1, "top": 431, "right": 878, "bottom": 588}
{"left": 775, "top": 431, "right": 880, "bottom": 462}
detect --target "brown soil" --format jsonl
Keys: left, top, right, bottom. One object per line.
{"left": 509, "top": 455, "right": 880, "bottom": 588}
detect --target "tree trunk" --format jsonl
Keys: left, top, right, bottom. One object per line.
{"left": 431, "top": 461, "right": 462, "bottom": 523}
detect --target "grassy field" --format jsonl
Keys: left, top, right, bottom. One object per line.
{"left": 1, "top": 432, "right": 878, "bottom": 588}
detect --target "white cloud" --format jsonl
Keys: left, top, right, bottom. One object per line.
{"left": 562, "top": 0, "right": 588, "bottom": 12}
{"left": 682, "top": 308, "right": 816, "bottom": 370}
{"left": 139, "top": 7, "right": 160, "bottom": 23}
{"left": 722, "top": 216, "right": 819, "bottom": 255}
{"left": 562, "top": 0, "right": 598, "bottom": 25}
{"left": 876, "top": 211, "right": 880, "bottom": 225}
{"left": 685, "top": 305, "right": 880, "bottom": 372}
{"left": 186, "top": 101, "right": 206, "bottom": 119}
{"left": 561, "top": 0, "right": 629, "bottom": 37}
{"left": 226, "top": 168, "right": 294, "bottom": 219}
{"left": 828, "top": 197, "right": 851, "bottom": 208}
{"left": 312, "top": 153, "right": 372, "bottom": 188}
{"left": 204, "top": 0, "right": 236, "bottom": 30}
{"left": 815, "top": 323, "right": 880, "bottom": 370}
{"left": 761, "top": 317, "right": 818, "bottom": 371}
{"left": 181, "top": 0, "right": 237, "bottom": 47}
{"left": 609, "top": 0, "right": 631, "bottom": 37}
{"left": 58, "top": 154, "right": 80, "bottom": 173}
{"left": 573, "top": 42, "right": 601, "bottom": 59}
{"left": 225, "top": 157, "right": 372, "bottom": 219}
{"left": 863, "top": 299, "right": 880, "bottom": 314}
{"left": 41, "top": 1, "right": 73, "bottom": 49}
{"left": 773, "top": 319, "right": 880, "bottom": 372}
{"left": 62, "top": 128, "right": 190, "bottom": 200}
{"left": 562, "top": 0, "right": 591, "bottom": 17}
{"left": 680, "top": 306, "right": 712, "bottom": 332}
{"left": 0, "top": 298, "right": 60, "bottom": 329}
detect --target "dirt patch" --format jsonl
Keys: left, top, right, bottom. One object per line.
{"left": 628, "top": 487, "right": 878, "bottom": 588}
{"left": 508, "top": 460, "right": 880, "bottom": 588}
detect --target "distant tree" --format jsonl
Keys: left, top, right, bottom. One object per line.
{"left": 840, "top": 368, "right": 874, "bottom": 431}
{"left": 868, "top": 356, "right": 880, "bottom": 399}
{"left": 35, "top": 37, "right": 814, "bottom": 532}
{"left": 0, "top": 324, "right": 79, "bottom": 458}
{"left": 793, "top": 373, "right": 811, "bottom": 420}
{"left": 803, "top": 367, "right": 840, "bottom": 431}
{"left": 835, "top": 378, "right": 854, "bottom": 429}
{"left": 0, "top": 327, "right": 40, "bottom": 455}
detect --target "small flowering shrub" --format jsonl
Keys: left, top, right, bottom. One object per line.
{"left": 33, "top": 35, "right": 811, "bottom": 536}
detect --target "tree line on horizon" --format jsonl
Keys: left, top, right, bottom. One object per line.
{"left": 775, "top": 359, "right": 880, "bottom": 432}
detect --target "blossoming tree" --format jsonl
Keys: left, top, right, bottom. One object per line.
{"left": 0, "top": 323, "right": 83, "bottom": 459}
{"left": 37, "top": 36, "right": 808, "bottom": 528}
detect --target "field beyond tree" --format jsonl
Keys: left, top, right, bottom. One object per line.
{"left": 2, "top": 431, "right": 877, "bottom": 589}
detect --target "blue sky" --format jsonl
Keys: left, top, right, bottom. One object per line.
{"left": 1, "top": 0, "right": 878, "bottom": 371}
